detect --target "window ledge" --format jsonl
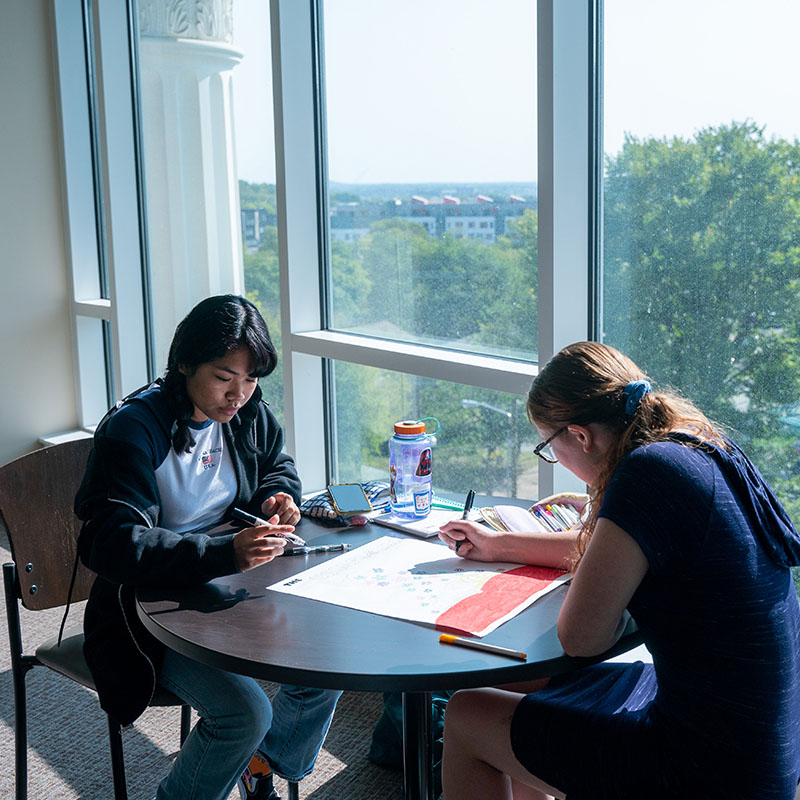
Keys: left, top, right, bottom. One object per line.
{"left": 291, "top": 330, "right": 539, "bottom": 395}
{"left": 39, "top": 429, "right": 95, "bottom": 447}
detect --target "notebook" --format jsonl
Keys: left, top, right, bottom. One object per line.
{"left": 371, "top": 508, "right": 479, "bottom": 538}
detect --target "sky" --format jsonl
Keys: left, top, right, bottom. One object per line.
{"left": 231, "top": 0, "right": 800, "bottom": 186}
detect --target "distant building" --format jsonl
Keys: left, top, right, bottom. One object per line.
{"left": 330, "top": 194, "right": 537, "bottom": 244}
{"left": 241, "top": 208, "right": 277, "bottom": 250}
{"left": 242, "top": 193, "right": 537, "bottom": 248}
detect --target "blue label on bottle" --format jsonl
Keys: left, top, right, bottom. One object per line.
{"left": 413, "top": 488, "right": 431, "bottom": 512}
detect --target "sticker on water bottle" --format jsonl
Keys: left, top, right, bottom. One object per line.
{"left": 415, "top": 448, "right": 432, "bottom": 477}
{"left": 414, "top": 489, "right": 431, "bottom": 512}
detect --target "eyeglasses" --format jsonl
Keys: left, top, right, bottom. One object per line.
{"left": 533, "top": 426, "right": 568, "bottom": 464}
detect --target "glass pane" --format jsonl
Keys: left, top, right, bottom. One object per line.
{"left": 136, "top": 0, "right": 284, "bottom": 421}
{"left": 602, "top": 0, "right": 800, "bottom": 530}
{"left": 233, "top": 0, "right": 284, "bottom": 422}
{"left": 323, "top": 0, "right": 538, "bottom": 362}
{"left": 75, "top": 315, "right": 111, "bottom": 426}
{"left": 332, "top": 362, "right": 538, "bottom": 500}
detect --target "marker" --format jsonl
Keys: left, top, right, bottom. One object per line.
{"left": 539, "top": 505, "right": 565, "bottom": 531}
{"left": 546, "top": 504, "right": 570, "bottom": 529}
{"left": 455, "top": 489, "right": 476, "bottom": 553}
{"left": 232, "top": 507, "right": 306, "bottom": 546}
{"left": 552, "top": 503, "right": 575, "bottom": 523}
{"left": 533, "top": 506, "right": 560, "bottom": 532}
{"left": 439, "top": 634, "right": 527, "bottom": 661}
{"left": 461, "top": 489, "right": 476, "bottom": 520}
{"left": 283, "top": 543, "right": 352, "bottom": 556}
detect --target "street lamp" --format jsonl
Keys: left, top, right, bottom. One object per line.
{"left": 461, "top": 398, "right": 514, "bottom": 495}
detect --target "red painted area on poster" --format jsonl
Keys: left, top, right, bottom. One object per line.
{"left": 435, "top": 565, "right": 566, "bottom": 635}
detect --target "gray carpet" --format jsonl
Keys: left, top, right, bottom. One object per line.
{"left": 0, "top": 528, "right": 403, "bottom": 799}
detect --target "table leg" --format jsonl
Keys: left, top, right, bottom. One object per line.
{"left": 401, "top": 691, "right": 435, "bottom": 800}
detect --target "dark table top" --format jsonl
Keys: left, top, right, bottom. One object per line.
{"left": 136, "top": 504, "right": 642, "bottom": 692}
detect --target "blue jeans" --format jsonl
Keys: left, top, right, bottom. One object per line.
{"left": 154, "top": 648, "right": 342, "bottom": 800}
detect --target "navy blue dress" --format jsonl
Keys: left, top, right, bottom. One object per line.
{"left": 510, "top": 437, "right": 800, "bottom": 799}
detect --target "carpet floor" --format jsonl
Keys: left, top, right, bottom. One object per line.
{"left": 0, "top": 528, "right": 403, "bottom": 799}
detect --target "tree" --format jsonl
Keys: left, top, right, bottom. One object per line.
{"left": 238, "top": 181, "right": 277, "bottom": 212}
{"left": 243, "top": 226, "right": 284, "bottom": 420}
{"left": 604, "top": 121, "right": 800, "bottom": 517}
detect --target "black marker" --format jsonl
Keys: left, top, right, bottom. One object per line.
{"left": 283, "top": 543, "right": 352, "bottom": 556}
{"left": 455, "top": 489, "right": 476, "bottom": 553}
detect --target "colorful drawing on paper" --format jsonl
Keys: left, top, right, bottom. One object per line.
{"left": 267, "top": 535, "right": 568, "bottom": 637}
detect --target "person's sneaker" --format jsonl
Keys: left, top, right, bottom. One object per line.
{"left": 238, "top": 752, "right": 282, "bottom": 800}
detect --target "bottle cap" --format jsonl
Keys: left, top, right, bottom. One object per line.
{"left": 394, "top": 420, "right": 426, "bottom": 435}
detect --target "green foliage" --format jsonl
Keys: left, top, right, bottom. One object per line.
{"left": 242, "top": 228, "right": 283, "bottom": 423}
{"left": 242, "top": 129, "right": 800, "bottom": 518}
{"left": 325, "top": 215, "right": 539, "bottom": 492}
{"left": 239, "top": 180, "right": 277, "bottom": 212}
{"left": 330, "top": 191, "right": 361, "bottom": 204}
{"left": 604, "top": 121, "right": 800, "bottom": 511}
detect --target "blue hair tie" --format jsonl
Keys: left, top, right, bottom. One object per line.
{"left": 623, "top": 380, "right": 652, "bottom": 417}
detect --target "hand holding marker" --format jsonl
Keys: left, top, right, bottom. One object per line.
{"left": 232, "top": 507, "right": 306, "bottom": 546}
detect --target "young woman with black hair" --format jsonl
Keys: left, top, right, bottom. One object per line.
{"left": 438, "top": 341, "right": 800, "bottom": 799}
{"left": 75, "top": 295, "right": 340, "bottom": 800}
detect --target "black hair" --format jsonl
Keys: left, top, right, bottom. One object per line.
{"left": 163, "top": 295, "right": 277, "bottom": 453}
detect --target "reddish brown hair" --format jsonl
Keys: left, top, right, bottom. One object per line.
{"left": 527, "top": 341, "right": 726, "bottom": 564}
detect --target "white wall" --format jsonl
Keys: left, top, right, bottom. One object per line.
{"left": 0, "top": 0, "right": 78, "bottom": 465}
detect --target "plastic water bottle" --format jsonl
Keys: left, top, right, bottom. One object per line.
{"left": 389, "top": 420, "right": 433, "bottom": 519}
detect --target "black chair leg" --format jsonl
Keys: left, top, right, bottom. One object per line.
{"left": 180, "top": 703, "right": 192, "bottom": 745}
{"left": 107, "top": 716, "right": 128, "bottom": 800}
{"left": 5, "top": 561, "right": 30, "bottom": 800}
{"left": 12, "top": 668, "right": 28, "bottom": 800}
{"left": 287, "top": 781, "right": 299, "bottom": 800}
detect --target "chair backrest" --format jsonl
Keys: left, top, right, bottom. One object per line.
{"left": 0, "top": 437, "right": 96, "bottom": 611}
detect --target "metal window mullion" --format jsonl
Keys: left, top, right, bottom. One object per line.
{"left": 51, "top": 0, "right": 109, "bottom": 426}
{"left": 537, "top": 0, "right": 594, "bottom": 496}
{"left": 271, "top": 0, "right": 328, "bottom": 490}
{"left": 92, "top": 0, "right": 150, "bottom": 402}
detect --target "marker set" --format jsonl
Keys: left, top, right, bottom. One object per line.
{"left": 480, "top": 501, "right": 582, "bottom": 534}
{"left": 531, "top": 502, "right": 580, "bottom": 532}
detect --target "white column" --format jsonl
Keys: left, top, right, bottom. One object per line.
{"left": 138, "top": 0, "right": 244, "bottom": 371}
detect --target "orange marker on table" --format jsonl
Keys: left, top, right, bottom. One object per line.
{"left": 439, "top": 633, "right": 527, "bottom": 661}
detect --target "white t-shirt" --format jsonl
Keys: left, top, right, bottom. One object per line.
{"left": 155, "top": 419, "right": 237, "bottom": 533}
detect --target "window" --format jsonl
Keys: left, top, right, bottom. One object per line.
{"left": 321, "top": 0, "right": 541, "bottom": 493}
{"left": 54, "top": 0, "right": 594, "bottom": 498}
{"left": 52, "top": 0, "right": 150, "bottom": 427}
{"left": 602, "top": 0, "right": 800, "bottom": 523}
{"left": 322, "top": 0, "right": 538, "bottom": 362}
{"left": 332, "top": 363, "right": 537, "bottom": 497}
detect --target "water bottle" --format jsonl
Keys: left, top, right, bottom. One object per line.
{"left": 389, "top": 419, "right": 433, "bottom": 519}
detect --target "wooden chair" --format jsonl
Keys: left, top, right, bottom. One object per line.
{"left": 0, "top": 438, "right": 191, "bottom": 800}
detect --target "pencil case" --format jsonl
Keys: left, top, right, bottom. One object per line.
{"left": 300, "top": 480, "right": 390, "bottom": 526}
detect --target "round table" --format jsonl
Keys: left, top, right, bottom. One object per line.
{"left": 137, "top": 511, "right": 641, "bottom": 799}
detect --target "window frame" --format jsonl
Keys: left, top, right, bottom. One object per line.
{"left": 53, "top": 0, "right": 599, "bottom": 496}
{"left": 51, "top": 0, "right": 152, "bottom": 431}
{"left": 271, "top": 0, "right": 596, "bottom": 493}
